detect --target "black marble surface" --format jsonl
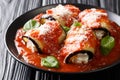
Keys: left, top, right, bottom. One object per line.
{"left": 0, "top": 0, "right": 120, "bottom": 80}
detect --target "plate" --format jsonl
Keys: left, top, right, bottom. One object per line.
{"left": 5, "top": 4, "right": 120, "bottom": 75}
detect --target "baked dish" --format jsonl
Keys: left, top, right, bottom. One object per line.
{"left": 15, "top": 4, "right": 120, "bottom": 72}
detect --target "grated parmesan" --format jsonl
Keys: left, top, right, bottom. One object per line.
{"left": 81, "top": 8, "right": 107, "bottom": 27}
{"left": 50, "top": 4, "right": 72, "bottom": 17}
{"left": 38, "top": 24, "right": 52, "bottom": 35}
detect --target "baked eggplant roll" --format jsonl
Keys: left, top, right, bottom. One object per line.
{"left": 60, "top": 25, "right": 98, "bottom": 64}
{"left": 79, "top": 8, "right": 112, "bottom": 40}
{"left": 23, "top": 21, "right": 66, "bottom": 54}
{"left": 46, "top": 4, "right": 80, "bottom": 27}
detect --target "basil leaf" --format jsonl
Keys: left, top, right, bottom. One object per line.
{"left": 23, "top": 19, "right": 40, "bottom": 31}
{"left": 100, "top": 35, "right": 115, "bottom": 55}
{"left": 41, "top": 56, "right": 59, "bottom": 68}
{"left": 73, "top": 21, "right": 82, "bottom": 27}
{"left": 62, "top": 26, "right": 70, "bottom": 33}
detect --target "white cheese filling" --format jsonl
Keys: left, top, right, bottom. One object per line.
{"left": 70, "top": 53, "right": 89, "bottom": 64}
{"left": 94, "top": 30, "right": 106, "bottom": 40}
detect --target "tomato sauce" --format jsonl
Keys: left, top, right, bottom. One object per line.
{"left": 15, "top": 21, "right": 120, "bottom": 72}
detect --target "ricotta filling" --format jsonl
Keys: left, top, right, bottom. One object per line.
{"left": 70, "top": 53, "right": 89, "bottom": 64}
{"left": 94, "top": 29, "right": 107, "bottom": 40}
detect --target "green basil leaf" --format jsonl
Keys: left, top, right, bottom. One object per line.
{"left": 100, "top": 35, "right": 115, "bottom": 55}
{"left": 23, "top": 19, "right": 40, "bottom": 31}
{"left": 73, "top": 21, "right": 82, "bottom": 27}
{"left": 41, "top": 56, "right": 59, "bottom": 68}
{"left": 62, "top": 26, "right": 70, "bottom": 33}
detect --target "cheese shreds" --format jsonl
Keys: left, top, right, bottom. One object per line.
{"left": 80, "top": 8, "right": 107, "bottom": 27}
{"left": 66, "top": 26, "right": 88, "bottom": 44}
{"left": 50, "top": 4, "right": 72, "bottom": 17}
{"left": 66, "top": 35, "right": 87, "bottom": 44}
{"left": 39, "top": 24, "right": 51, "bottom": 35}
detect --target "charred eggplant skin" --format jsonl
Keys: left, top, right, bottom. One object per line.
{"left": 64, "top": 50, "right": 93, "bottom": 64}
{"left": 22, "top": 36, "right": 42, "bottom": 53}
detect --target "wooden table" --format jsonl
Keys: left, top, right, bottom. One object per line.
{"left": 0, "top": 0, "right": 120, "bottom": 80}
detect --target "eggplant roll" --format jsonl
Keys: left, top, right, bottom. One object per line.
{"left": 23, "top": 21, "right": 66, "bottom": 54}
{"left": 46, "top": 4, "right": 80, "bottom": 27}
{"left": 60, "top": 25, "right": 98, "bottom": 64}
{"left": 79, "top": 8, "right": 113, "bottom": 40}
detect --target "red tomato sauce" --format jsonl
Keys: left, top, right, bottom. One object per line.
{"left": 15, "top": 21, "right": 120, "bottom": 72}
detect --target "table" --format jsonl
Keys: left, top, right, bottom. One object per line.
{"left": 0, "top": 0, "right": 120, "bottom": 80}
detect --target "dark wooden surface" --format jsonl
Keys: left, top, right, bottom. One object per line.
{"left": 0, "top": 0, "right": 120, "bottom": 80}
